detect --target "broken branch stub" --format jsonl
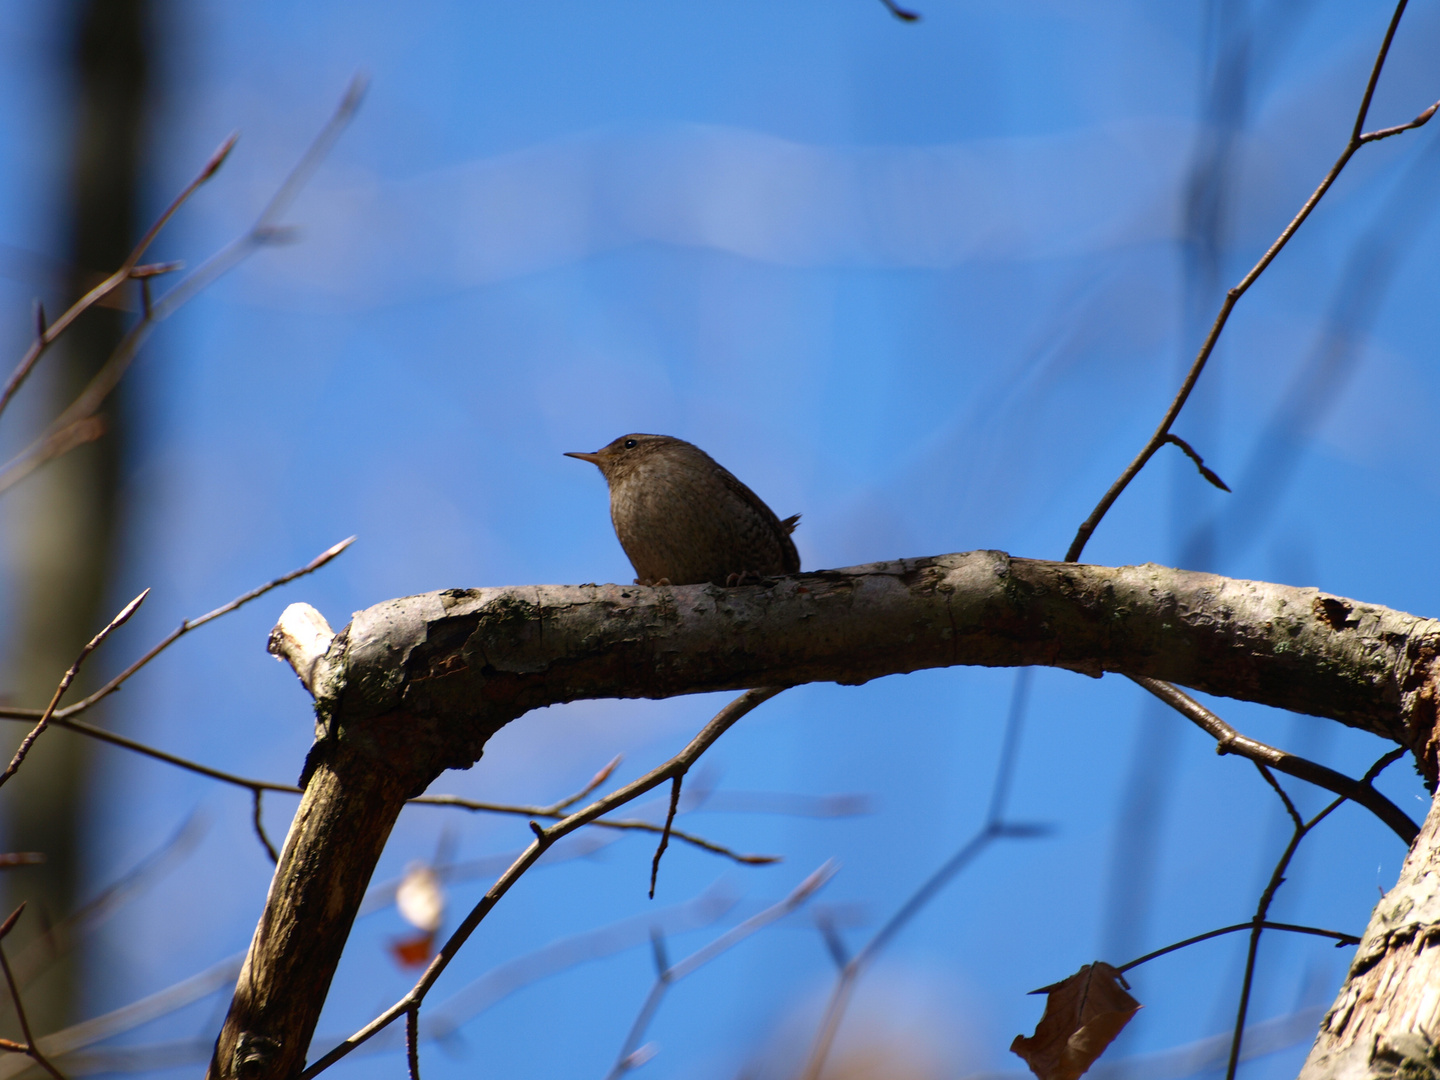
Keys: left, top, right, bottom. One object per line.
{"left": 267, "top": 602, "right": 335, "bottom": 695}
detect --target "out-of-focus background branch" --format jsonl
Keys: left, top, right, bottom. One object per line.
{"left": 2, "top": 0, "right": 154, "bottom": 1036}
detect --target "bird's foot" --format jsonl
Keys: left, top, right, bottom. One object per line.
{"left": 724, "top": 570, "right": 765, "bottom": 587}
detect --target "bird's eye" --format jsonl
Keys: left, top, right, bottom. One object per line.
{"left": 623, "top": 439, "right": 637, "bottom": 449}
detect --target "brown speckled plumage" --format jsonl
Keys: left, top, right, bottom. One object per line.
{"left": 566, "top": 434, "right": 800, "bottom": 586}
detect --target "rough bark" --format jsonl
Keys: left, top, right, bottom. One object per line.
{"left": 312, "top": 553, "right": 1440, "bottom": 752}
{"left": 1300, "top": 789, "right": 1440, "bottom": 1080}
{"left": 207, "top": 552, "right": 1440, "bottom": 1080}
{"left": 207, "top": 743, "right": 416, "bottom": 1080}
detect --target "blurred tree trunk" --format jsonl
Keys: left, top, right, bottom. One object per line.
{"left": 1, "top": 0, "right": 149, "bottom": 1035}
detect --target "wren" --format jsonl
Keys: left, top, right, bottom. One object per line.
{"left": 566, "top": 434, "right": 800, "bottom": 587}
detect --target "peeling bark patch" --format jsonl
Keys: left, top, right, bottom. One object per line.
{"left": 421, "top": 652, "right": 469, "bottom": 680}
{"left": 1401, "top": 637, "right": 1440, "bottom": 790}
{"left": 438, "top": 588, "right": 482, "bottom": 611}
{"left": 1316, "top": 595, "right": 1360, "bottom": 631}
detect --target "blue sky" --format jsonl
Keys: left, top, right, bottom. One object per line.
{"left": 2, "top": 2, "right": 1440, "bottom": 1078}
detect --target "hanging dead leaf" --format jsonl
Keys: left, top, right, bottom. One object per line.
{"left": 1010, "top": 962, "right": 1141, "bottom": 1080}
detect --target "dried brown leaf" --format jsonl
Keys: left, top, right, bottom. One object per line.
{"left": 1010, "top": 962, "right": 1141, "bottom": 1080}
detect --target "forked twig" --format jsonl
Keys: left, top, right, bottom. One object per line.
{"left": 1224, "top": 768, "right": 1346, "bottom": 1080}
{"left": 0, "top": 906, "right": 69, "bottom": 1080}
{"left": 0, "top": 589, "right": 148, "bottom": 788}
{"left": 0, "top": 134, "right": 235, "bottom": 421}
{"left": 1064, "top": 0, "right": 1430, "bottom": 563}
{"left": 0, "top": 537, "right": 354, "bottom": 724}
{"left": 0, "top": 77, "right": 366, "bottom": 496}
{"left": 1130, "top": 676, "right": 1416, "bottom": 842}
{"left": 299, "top": 686, "right": 785, "bottom": 1078}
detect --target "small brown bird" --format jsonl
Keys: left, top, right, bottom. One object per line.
{"left": 566, "top": 433, "right": 801, "bottom": 587}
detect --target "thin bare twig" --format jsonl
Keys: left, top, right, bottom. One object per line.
{"left": 1064, "top": 0, "right": 1426, "bottom": 563}
{"left": 0, "top": 906, "right": 68, "bottom": 1080}
{"left": 0, "top": 713, "right": 300, "bottom": 792}
{"left": 0, "top": 713, "right": 777, "bottom": 867}
{"left": 0, "top": 77, "right": 365, "bottom": 496}
{"left": 550, "top": 754, "right": 622, "bottom": 813}
{"left": 1118, "top": 920, "right": 1359, "bottom": 972}
{"left": 0, "top": 589, "right": 147, "bottom": 788}
{"left": 0, "top": 134, "right": 234, "bottom": 421}
{"left": 648, "top": 774, "right": 684, "bottom": 899}
{"left": 1164, "top": 434, "right": 1231, "bottom": 491}
{"left": 252, "top": 791, "right": 279, "bottom": 865}
{"left": 0, "top": 536, "right": 355, "bottom": 724}
{"left": 1225, "top": 770, "right": 1346, "bottom": 1080}
{"left": 409, "top": 763, "right": 781, "bottom": 865}
{"left": 299, "top": 686, "right": 785, "bottom": 1078}
{"left": 1358, "top": 99, "right": 1438, "bottom": 143}
{"left": 404, "top": 1008, "right": 420, "bottom": 1080}
{"left": 1129, "top": 675, "right": 1416, "bottom": 842}
{"left": 877, "top": 0, "right": 920, "bottom": 21}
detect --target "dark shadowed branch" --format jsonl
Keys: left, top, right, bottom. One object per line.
{"left": 1130, "top": 676, "right": 1416, "bottom": 842}
{"left": 1225, "top": 770, "right": 1345, "bottom": 1080}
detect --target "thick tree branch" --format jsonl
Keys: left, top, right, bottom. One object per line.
{"left": 313, "top": 553, "right": 1439, "bottom": 757}
{"left": 212, "top": 551, "right": 1440, "bottom": 1079}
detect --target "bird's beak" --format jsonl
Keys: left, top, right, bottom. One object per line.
{"left": 564, "top": 451, "right": 602, "bottom": 465}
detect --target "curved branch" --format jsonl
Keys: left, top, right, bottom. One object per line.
{"left": 321, "top": 554, "right": 1438, "bottom": 751}
{"left": 206, "top": 553, "right": 1440, "bottom": 1079}
{"left": 1130, "top": 676, "right": 1417, "bottom": 842}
